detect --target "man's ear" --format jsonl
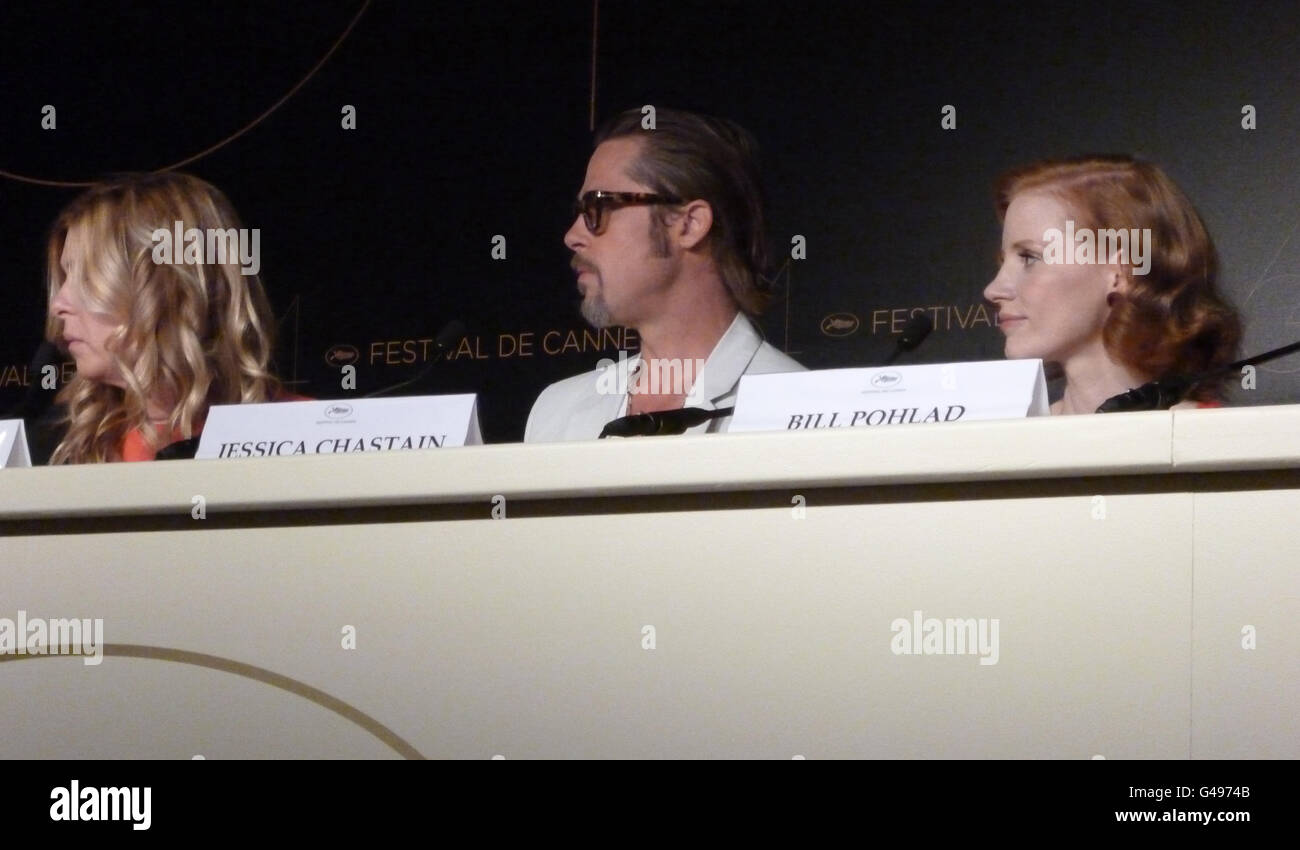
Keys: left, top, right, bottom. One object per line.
{"left": 673, "top": 200, "right": 713, "bottom": 250}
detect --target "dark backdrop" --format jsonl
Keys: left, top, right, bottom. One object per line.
{"left": 3, "top": 0, "right": 1298, "bottom": 447}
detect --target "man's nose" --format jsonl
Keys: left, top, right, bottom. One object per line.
{"left": 564, "top": 215, "right": 589, "bottom": 252}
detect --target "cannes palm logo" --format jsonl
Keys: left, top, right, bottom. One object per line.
{"left": 1042, "top": 221, "right": 1152, "bottom": 274}
{"left": 324, "top": 344, "right": 360, "bottom": 367}
{"left": 151, "top": 220, "right": 261, "bottom": 275}
{"left": 820, "top": 312, "right": 860, "bottom": 337}
{"left": 0, "top": 610, "right": 103, "bottom": 665}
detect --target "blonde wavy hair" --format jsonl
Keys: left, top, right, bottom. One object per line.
{"left": 45, "top": 172, "right": 281, "bottom": 463}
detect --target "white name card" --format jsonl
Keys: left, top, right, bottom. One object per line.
{"left": 0, "top": 419, "right": 32, "bottom": 469}
{"left": 195, "top": 396, "right": 482, "bottom": 460}
{"left": 729, "top": 360, "right": 1048, "bottom": 434}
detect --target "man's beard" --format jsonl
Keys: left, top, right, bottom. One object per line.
{"left": 580, "top": 291, "right": 613, "bottom": 328}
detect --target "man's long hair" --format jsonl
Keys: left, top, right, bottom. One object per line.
{"left": 595, "top": 107, "right": 772, "bottom": 316}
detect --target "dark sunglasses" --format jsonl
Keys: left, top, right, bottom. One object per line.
{"left": 573, "top": 190, "right": 683, "bottom": 235}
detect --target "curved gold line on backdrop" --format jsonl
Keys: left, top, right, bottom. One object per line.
{"left": 0, "top": 0, "right": 372, "bottom": 188}
{"left": 0, "top": 642, "right": 426, "bottom": 759}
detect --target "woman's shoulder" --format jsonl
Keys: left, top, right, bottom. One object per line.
{"left": 1170, "top": 399, "right": 1225, "bottom": 410}
{"left": 119, "top": 428, "right": 158, "bottom": 462}
{"left": 272, "top": 389, "right": 315, "bottom": 403}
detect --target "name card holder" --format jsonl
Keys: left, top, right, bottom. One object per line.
{"left": 195, "top": 396, "right": 482, "bottom": 460}
{"left": 729, "top": 360, "right": 1048, "bottom": 434}
{"left": 0, "top": 419, "right": 32, "bottom": 468}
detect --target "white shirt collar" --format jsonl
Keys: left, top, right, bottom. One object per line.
{"left": 591, "top": 311, "right": 764, "bottom": 414}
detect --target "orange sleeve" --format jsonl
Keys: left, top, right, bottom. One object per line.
{"left": 119, "top": 423, "right": 195, "bottom": 462}
{"left": 119, "top": 429, "right": 158, "bottom": 462}
{"left": 117, "top": 392, "right": 308, "bottom": 461}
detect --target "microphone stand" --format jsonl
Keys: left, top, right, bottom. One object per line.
{"left": 599, "top": 406, "right": 735, "bottom": 438}
{"left": 1097, "top": 338, "right": 1300, "bottom": 412}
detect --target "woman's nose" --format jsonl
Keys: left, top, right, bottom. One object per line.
{"left": 983, "top": 266, "right": 1013, "bottom": 304}
{"left": 51, "top": 281, "right": 74, "bottom": 316}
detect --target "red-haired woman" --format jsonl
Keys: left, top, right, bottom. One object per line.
{"left": 984, "top": 155, "right": 1241, "bottom": 414}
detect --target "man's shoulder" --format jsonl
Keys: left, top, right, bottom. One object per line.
{"left": 747, "top": 340, "right": 806, "bottom": 375}
{"left": 533, "top": 368, "right": 604, "bottom": 405}
{"left": 525, "top": 364, "right": 622, "bottom": 442}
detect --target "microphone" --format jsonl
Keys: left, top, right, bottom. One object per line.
{"left": 883, "top": 313, "right": 933, "bottom": 365}
{"left": 599, "top": 406, "right": 735, "bottom": 438}
{"left": 362, "top": 320, "right": 468, "bottom": 398}
{"left": 3, "top": 340, "right": 62, "bottom": 420}
{"left": 597, "top": 312, "right": 936, "bottom": 438}
{"left": 1097, "top": 338, "right": 1300, "bottom": 412}
{"left": 155, "top": 436, "right": 201, "bottom": 461}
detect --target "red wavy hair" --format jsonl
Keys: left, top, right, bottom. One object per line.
{"left": 995, "top": 155, "right": 1241, "bottom": 402}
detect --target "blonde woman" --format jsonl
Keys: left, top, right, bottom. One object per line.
{"left": 46, "top": 171, "right": 300, "bottom": 462}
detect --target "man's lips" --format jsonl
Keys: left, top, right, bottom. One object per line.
{"left": 998, "top": 315, "right": 1026, "bottom": 329}
{"left": 572, "top": 260, "right": 597, "bottom": 292}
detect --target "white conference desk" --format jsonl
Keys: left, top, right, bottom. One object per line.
{"left": 1, "top": 405, "right": 1297, "bottom": 759}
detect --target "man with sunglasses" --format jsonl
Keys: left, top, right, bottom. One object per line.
{"left": 525, "top": 106, "right": 804, "bottom": 442}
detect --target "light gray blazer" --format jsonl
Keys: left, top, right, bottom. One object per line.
{"left": 524, "top": 313, "right": 805, "bottom": 443}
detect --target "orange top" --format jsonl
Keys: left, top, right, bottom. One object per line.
{"left": 120, "top": 423, "right": 191, "bottom": 462}
{"left": 117, "top": 392, "right": 314, "bottom": 462}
